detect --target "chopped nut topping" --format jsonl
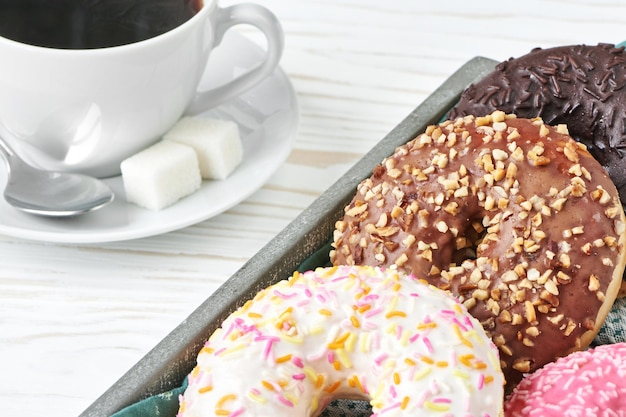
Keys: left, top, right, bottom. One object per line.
{"left": 492, "top": 121, "right": 507, "bottom": 132}
{"left": 472, "top": 289, "right": 489, "bottom": 301}
{"left": 332, "top": 112, "right": 624, "bottom": 384}
{"left": 507, "top": 129, "right": 521, "bottom": 141}
{"left": 570, "top": 177, "right": 587, "bottom": 197}
{"left": 556, "top": 271, "right": 571, "bottom": 283}
{"left": 563, "top": 142, "right": 579, "bottom": 162}
{"left": 602, "top": 257, "right": 614, "bottom": 267}
{"left": 510, "top": 145, "right": 524, "bottom": 161}
{"left": 498, "top": 345, "right": 513, "bottom": 358}
{"left": 550, "top": 197, "right": 567, "bottom": 212}
{"left": 604, "top": 236, "right": 617, "bottom": 248}
{"left": 345, "top": 202, "right": 367, "bottom": 217}
{"left": 588, "top": 274, "right": 600, "bottom": 292}
{"left": 513, "top": 359, "right": 531, "bottom": 373}
{"left": 499, "top": 310, "right": 512, "bottom": 323}
{"left": 524, "top": 301, "right": 537, "bottom": 323}
{"left": 591, "top": 186, "right": 612, "bottom": 205}
{"left": 492, "top": 148, "right": 508, "bottom": 161}
{"left": 390, "top": 206, "right": 404, "bottom": 219}
{"left": 395, "top": 253, "right": 408, "bottom": 267}
{"left": 564, "top": 320, "right": 576, "bottom": 336}
{"left": 558, "top": 253, "right": 571, "bottom": 268}
{"left": 525, "top": 326, "right": 540, "bottom": 337}
{"left": 492, "top": 110, "right": 506, "bottom": 122}
{"left": 401, "top": 234, "right": 416, "bottom": 248}
{"left": 606, "top": 205, "right": 621, "bottom": 219}
{"left": 548, "top": 314, "right": 564, "bottom": 325}
{"left": 435, "top": 221, "right": 448, "bottom": 233}
{"left": 544, "top": 279, "right": 559, "bottom": 295}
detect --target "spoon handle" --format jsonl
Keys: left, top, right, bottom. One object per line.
{"left": 0, "top": 135, "right": 15, "bottom": 159}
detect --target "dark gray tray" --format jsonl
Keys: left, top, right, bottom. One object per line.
{"left": 79, "top": 56, "right": 499, "bottom": 417}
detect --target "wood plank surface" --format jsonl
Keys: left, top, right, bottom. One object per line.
{"left": 2, "top": 1, "right": 626, "bottom": 415}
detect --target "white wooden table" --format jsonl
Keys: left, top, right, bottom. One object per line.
{"left": 2, "top": 1, "right": 626, "bottom": 416}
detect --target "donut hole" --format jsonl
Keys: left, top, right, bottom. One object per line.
{"left": 319, "top": 399, "right": 371, "bottom": 416}
{"left": 450, "top": 217, "right": 488, "bottom": 265}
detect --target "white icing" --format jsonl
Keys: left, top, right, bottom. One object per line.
{"left": 179, "top": 265, "right": 504, "bottom": 416}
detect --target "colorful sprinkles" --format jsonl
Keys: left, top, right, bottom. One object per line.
{"left": 177, "top": 265, "right": 504, "bottom": 416}
{"left": 505, "top": 343, "right": 626, "bottom": 416}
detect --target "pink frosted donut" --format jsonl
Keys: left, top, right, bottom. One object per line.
{"left": 505, "top": 343, "right": 626, "bottom": 416}
{"left": 178, "top": 265, "right": 504, "bottom": 417}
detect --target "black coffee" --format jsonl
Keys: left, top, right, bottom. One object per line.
{"left": 0, "top": 0, "right": 202, "bottom": 49}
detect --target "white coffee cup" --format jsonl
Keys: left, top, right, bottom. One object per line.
{"left": 0, "top": 0, "right": 284, "bottom": 177}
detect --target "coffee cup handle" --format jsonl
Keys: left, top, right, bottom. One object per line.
{"left": 185, "top": 4, "right": 284, "bottom": 114}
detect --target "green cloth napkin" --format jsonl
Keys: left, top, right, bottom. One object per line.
{"left": 111, "top": 383, "right": 186, "bottom": 417}
{"left": 594, "top": 296, "right": 626, "bottom": 345}
{"left": 112, "top": 387, "right": 373, "bottom": 417}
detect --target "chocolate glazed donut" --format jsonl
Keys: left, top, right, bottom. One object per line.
{"left": 449, "top": 43, "right": 626, "bottom": 205}
{"left": 331, "top": 113, "right": 626, "bottom": 388}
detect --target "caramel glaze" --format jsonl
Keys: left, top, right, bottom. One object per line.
{"left": 448, "top": 43, "right": 626, "bottom": 206}
{"left": 331, "top": 112, "right": 626, "bottom": 388}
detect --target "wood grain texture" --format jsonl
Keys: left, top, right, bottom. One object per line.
{"left": 2, "top": 1, "right": 626, "bottom": 416}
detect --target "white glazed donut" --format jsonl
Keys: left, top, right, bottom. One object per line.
{"left": 177, "top": 265, "right": 504, "bottom": 417}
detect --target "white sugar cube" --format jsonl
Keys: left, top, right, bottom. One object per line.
{"left": 164, "top": 117, "right": 243, "bottom": 180}
{"left": 121, "top": 141, "right": 201, "bottom": 211}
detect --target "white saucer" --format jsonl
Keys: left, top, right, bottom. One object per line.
{"left": 0, "top": 32, "right": 299, "bottom": 243}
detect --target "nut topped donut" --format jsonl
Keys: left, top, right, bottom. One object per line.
{"left": 178, "top": 266, "right": 504, "bottom": 417}
{"left": 448, "top": 43, "right": 626, "bottom": 205}
{"left": 331, "top": 112, "right": 626, "bottom": 387}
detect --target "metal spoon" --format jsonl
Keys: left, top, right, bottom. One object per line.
{"left": 0, "top": 136, "right": 114, "bottom": 216}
